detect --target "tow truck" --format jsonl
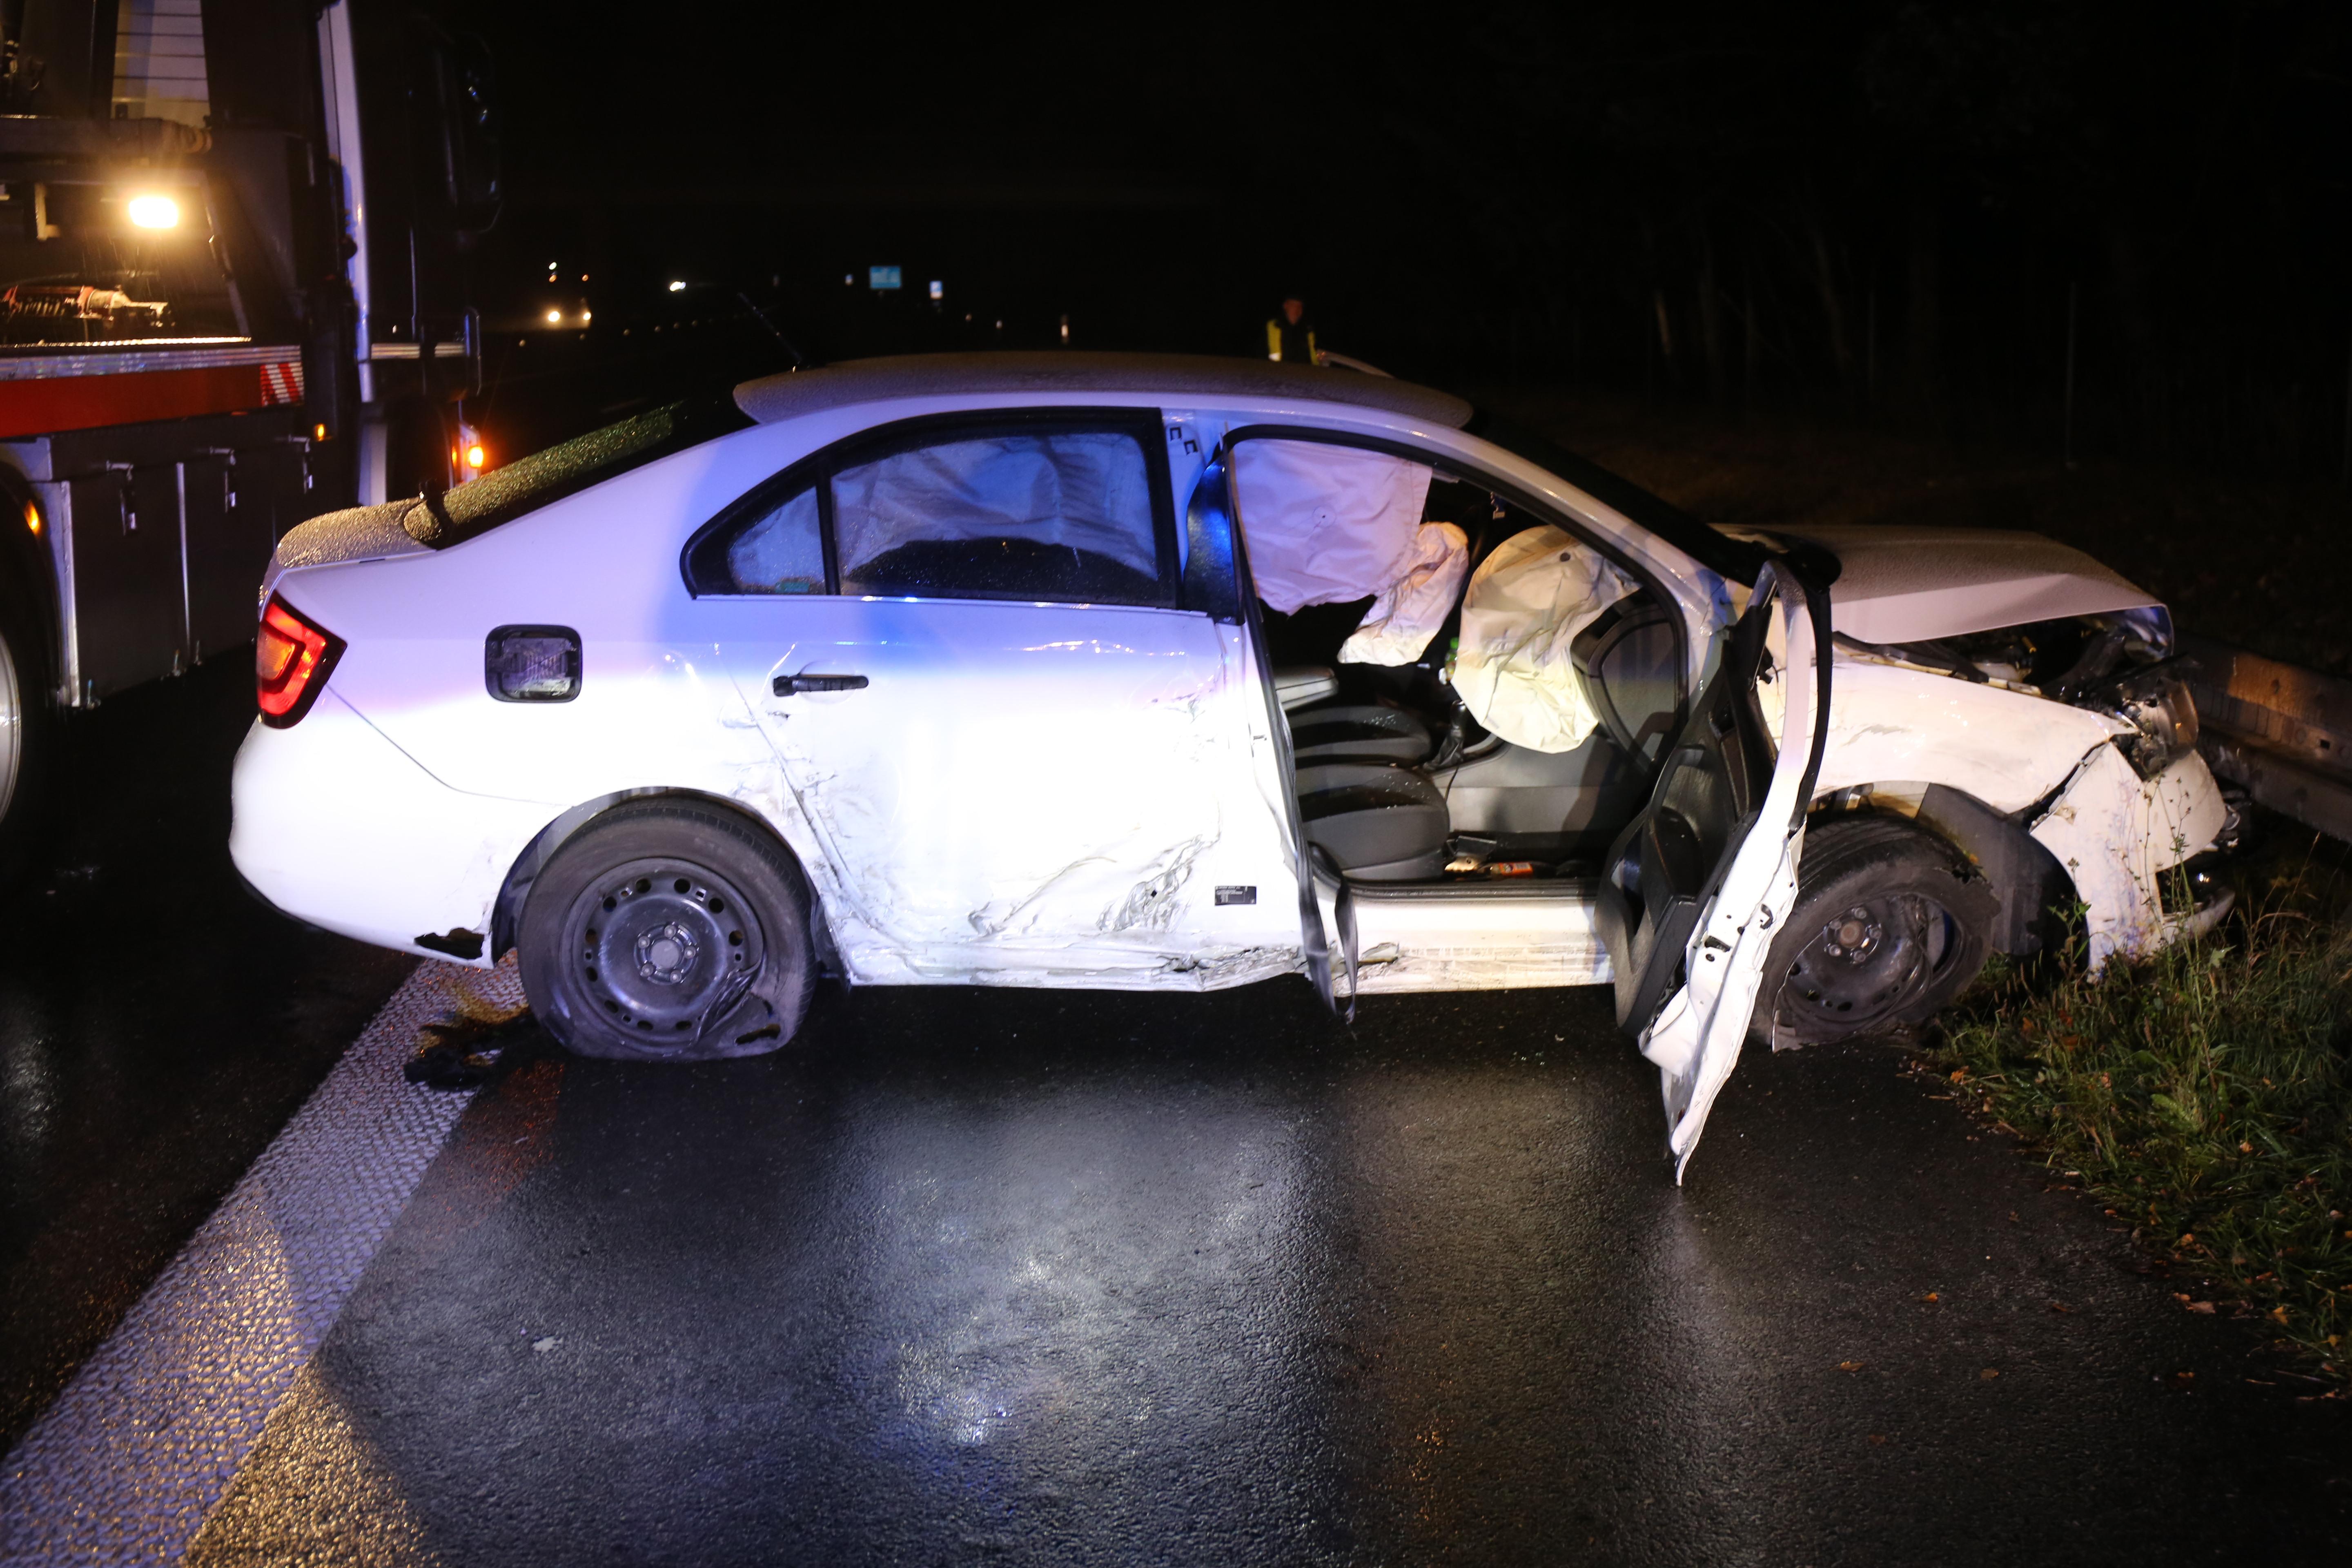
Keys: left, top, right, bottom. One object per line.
{"left": 0, "top": 0, "right": 498, "bottom": 867}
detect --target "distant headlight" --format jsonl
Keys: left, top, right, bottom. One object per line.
{"left": 2097, "top": 668, "right": 2199, "bottom": 778}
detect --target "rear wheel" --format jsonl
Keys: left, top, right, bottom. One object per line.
{"left": 0, "top": 568, "right": 57, "bottom": 882}
{"left": 1752, "top": 814, "right": 1996, "bottom": 1046}
{"left": 519, "top": 800, "right": 816, "bottom": 1062}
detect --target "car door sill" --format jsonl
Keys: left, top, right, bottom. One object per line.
{"left": 1336, "top": 875, "right": 1602, "bottom": 902}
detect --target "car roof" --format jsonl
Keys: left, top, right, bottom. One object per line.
{"left": 732, "top": 352, "right": 1475, "bottom": 430}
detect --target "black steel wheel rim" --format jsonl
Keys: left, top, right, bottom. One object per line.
{"left": 561, "top": 855, "right": 766, "bottom": 1040}
{"left": 1780, "top": 891, "right": 1958, "bottom": 1031}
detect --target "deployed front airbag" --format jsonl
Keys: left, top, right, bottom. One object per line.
{"left": 1454, "top": 526, "right": 1639, "bottom": 753}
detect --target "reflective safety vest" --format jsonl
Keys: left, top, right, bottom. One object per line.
{"left": 1266, "top": 318, "right": 1318, "bottom": 364}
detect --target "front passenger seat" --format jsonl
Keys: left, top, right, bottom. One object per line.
{"left": 1294, "top": 761, "right": 1450, "bottom": 881}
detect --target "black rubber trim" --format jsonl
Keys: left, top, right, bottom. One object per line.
{"left": 231, "top": 863, "right": 335, "bottom": 939}
{"left": 1462, "top": 410, "right": 1770, "bottom": 584}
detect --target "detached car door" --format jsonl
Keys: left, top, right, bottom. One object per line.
{"left": 686, "top": 409, "right": 1295, "bottom": 981}
{"left": 1595, "top": 559, "right": 1832, "bottom": 1179}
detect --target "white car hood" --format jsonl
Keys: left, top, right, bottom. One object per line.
{"left": 1786, "top": 524, "right": 2161, "bottom": 644}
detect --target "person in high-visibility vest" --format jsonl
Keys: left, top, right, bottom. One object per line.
{"left": 1265, "top": 295, "right": 1323, "bottom": 366}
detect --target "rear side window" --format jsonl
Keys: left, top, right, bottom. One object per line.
{"left": 683, "top": 411, "right": 1177, "bottom": 606}
{"left": 832, "top": 430, "right": 1158, "bottom": 603}
{"left": 723, "top": 484, "right": 824, "bottom": 595}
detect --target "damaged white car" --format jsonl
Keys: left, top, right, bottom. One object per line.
{"left": 230, "top": 353, "right": 2229, "bottom": 1173}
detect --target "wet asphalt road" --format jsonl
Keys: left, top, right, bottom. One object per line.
{"left": 0, "top": 659, "right": 413, "bottom": 1453}
{"left": 7, "top": 664, "right": 2352, "bottom": 1564}
{"left": 194, "top": 993, "right": 2351, "bottom": 1565}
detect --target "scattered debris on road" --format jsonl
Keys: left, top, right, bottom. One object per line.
{"left": 404, "top": 1009, "right": 539, "bottom": 1091}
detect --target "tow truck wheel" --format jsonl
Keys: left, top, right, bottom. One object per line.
{"left": 518, "top": 799, "right": 816, "bottom": 1062}
{"left": 1751, "top": 815, "right": 1996, "bottom": 1046}
{"left": 0, "top": 570, "right": 57, "bottom": 882}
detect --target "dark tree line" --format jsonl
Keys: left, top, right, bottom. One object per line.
{"left": 1247, "top": 1, "right": 2351, "bottom": 476}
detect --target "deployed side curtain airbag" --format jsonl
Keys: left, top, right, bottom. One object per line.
{"left": 1454, "top": 525, "right": 1639, "bottom": 753}
{"left": 1229, "top": 439, "right": 1432, "bottom": 614}
{"left": 832, "top": 432, "right": 1158, "bottom": 587}
{"left": 1339, "top": 522, "right": 1470, "bottom": 666}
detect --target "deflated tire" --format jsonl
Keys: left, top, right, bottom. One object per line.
{"left": 519, "top": 799, "right": 816, "bottom": 1061}
{"left": 1751, "top": 814, "right": 1997, "bottom": 1047}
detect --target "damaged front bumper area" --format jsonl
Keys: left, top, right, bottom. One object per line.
{"left": 1835, "top": 607, "right": 2234, "bottom": 968}
{"left": 230, "top": 694, "right": 562, "bottom": 966}
{"left": 2027, "top": 742, "right": 2231, "bottom": 969}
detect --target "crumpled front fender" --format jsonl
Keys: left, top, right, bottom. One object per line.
{"left": 2029, "top": 744, "right": 2227, "bottom": 969}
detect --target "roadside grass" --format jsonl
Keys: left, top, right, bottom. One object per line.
{"left": 1930, "top": 860, "right": 2352, "bottom": 1386}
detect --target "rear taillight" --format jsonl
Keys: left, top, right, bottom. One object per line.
{"left": 255, "top": 594, "right": 344, "bottom": 727}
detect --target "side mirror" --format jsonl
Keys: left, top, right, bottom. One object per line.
{"left": 429, "top": 32, "right": 502, "bottom": 233}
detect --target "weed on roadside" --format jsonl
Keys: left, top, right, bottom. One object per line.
{"left": 1930, "top": 872, "right": 2352, "bottom": 1386}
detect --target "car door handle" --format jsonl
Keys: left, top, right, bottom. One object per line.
{"left": 773, "top": 672, "right": 869, "bottom": 695}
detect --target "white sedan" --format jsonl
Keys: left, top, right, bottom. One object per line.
{"left": 231, "top": 353, "right": 2227, "bottom": 1174}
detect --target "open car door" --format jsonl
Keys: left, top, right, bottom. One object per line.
{"left": 1182, "top": 453, "right": 1347, "bottom": 1013}
{"left": 1595, "top": 557, "right": 1833, "bottom": 1180}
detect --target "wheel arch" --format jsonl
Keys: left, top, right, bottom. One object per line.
{"left": 1811, "top": 782, "right": 2073, "bottom": 956}
{"left": 490, "top": 788, "right": 839, "bottom": 972}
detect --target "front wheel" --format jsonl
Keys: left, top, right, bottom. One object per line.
{"left": 519, "top": 800, "right": 817, "bottom": 1062}
{"left": 1751, "top": 814, "right": 1996, "bottom": 1046}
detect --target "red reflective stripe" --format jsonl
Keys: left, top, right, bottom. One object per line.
{"left": 259, "top": 361, "right": 305, "bottom": 405}
{"left": 0, "top": 363, "right": 280, "bottom": 439}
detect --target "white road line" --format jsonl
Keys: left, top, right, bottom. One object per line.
{"left": 0, "top": 958, "right": 526, "bottom": 1564}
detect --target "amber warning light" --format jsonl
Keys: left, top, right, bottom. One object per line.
{"left": 256, "top": 594, "right": 345, "bottom": 726}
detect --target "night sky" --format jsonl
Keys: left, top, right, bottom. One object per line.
{"left": 458, "top": 1, "right": 2351, "bottom": 474}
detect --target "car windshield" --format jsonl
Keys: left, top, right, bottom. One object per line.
{"left": 406, "top": 394, "right": 755, "bottom": 548}
{"left": 1462, "top": 409, "right": 1768, "bottom": 584}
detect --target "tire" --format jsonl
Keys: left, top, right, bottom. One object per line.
{"left": 1751, "top": 814, "right": 1996, "bottom": 1046}
{"left": 518, "top": 799, "right": 817, "bottom": 1062}
{"left": 0, "top": 565, "right": 58, "bottom": 883}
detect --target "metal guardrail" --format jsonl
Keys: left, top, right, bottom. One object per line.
{"left": 2179, "top": 633, "right": 2352, "bottom": 843}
